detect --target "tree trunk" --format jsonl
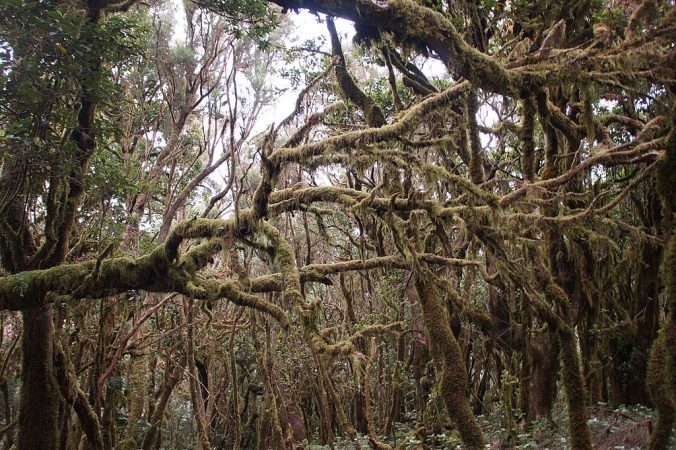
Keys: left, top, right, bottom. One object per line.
{"left": 415, "top": 271, "right": 485, "bottom": 449}
{"left": 559, "top": 327, "right": 594, "bottom": 450}
{"left": 647, "top": 335, "right": 674, "bottom": 450}
{"left": 524, "top": 330, "right": 559, "bottom": 424}
{"left": 53, "top": 343, "right": 103, "bottom": 450}
{"left": 18, "top": 305, "right": 60, "bottom": 450}
{"left": 647, "top": 116, "right": 676, "bottom": 449}
{"left": 608, "top": 241, "right": 661, "bottom": 406}
{"left": 142, "top": 360, "right": 184, "bottom": 450}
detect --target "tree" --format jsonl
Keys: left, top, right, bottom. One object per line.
{"left": 0, "top": 0, "right": 674, "bottom": 449}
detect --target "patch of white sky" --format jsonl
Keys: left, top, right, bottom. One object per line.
{"left": 169, "top": 2, "right": 335, "bottom": 127}
{"left": 264, "top": 18, "right": 446, "bottom": 132}
{"left": 168, "top": 0, "right": 448, "bottom": 133}
{"left": 163, "top": 0, "right": 504, "bottom": 204}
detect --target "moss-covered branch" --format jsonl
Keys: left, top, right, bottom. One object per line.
{"left": 269, "top": 82, "right": 468, "bottom": 165}
{"left": 270, "top": 0, "right": 530, "bottom": 96}
{"left": 500, "top": 136, "right": 668, "bottom": 207}
{"left": 313, "top": 322, "right": 403, "bottom": 357}
{"left": 0, "top": 217, "right": 290, "bottom": 325}
{"left": 327, "top": 17, "right": 385, "bottom": 128}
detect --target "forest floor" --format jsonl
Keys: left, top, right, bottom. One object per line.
{"left": 307, "top": 403, "right": 673, "bottom": 449}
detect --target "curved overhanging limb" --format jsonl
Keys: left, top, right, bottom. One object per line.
{"left": 327, "top": 16, "right": 385, "bottom": 128}
{"left": 269, "top": 0, "right": 527, "bottom": 95}
{"left": 0, "top": 217, "right": 290, "bottom": 326}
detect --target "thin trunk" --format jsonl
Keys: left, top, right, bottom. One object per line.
{"left": 142, "top": 360, "right": 184, "bottom": 450}
{"left": 1, "top": 378, "right": 13, "bottom": 449}
{"left": 228, "top": 309, "right": 243, "bottom": 450}
{"left": 54, "top": 343, "right": 103, "bottom": 450}
{"left": 558, "top": 327, "right": 594, "bottom": 450}
{"left": 310, "top": 372, "right": 333, "bottom": 446}
{"left": 184, "top": 300, "right": 211, "bottom": 450}
{"left": 251, "top": 315, "right": 285, "bottom": 450}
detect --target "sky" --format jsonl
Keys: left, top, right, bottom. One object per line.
{"left": 169, "top": 0, "right": 447, "bottom": 131}
{"left": 169, "top": 0, "right": 351, "bottom": 123}
{"left": 257, "top": 11, "right": 355, "bottom": 130}
{"left": 162, "top": 0, "right": 461, "bottom": 203}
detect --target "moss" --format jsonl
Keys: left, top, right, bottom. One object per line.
{"left": 319, "top": 322, "right": 403, "bottom": 357}
{"left": 536, "top": 92, "right": 560, "bottom": 181}
{"left": 385, "top": 0, "right": 526, "bottom": 95}
{"left": 414, "top": 270, "right": 485, "bottom": 449}
{"left": 421, "top": 164, "right": 499, "bottom": 206}
{"left": 269, "top": 82, "right": 468, "bottom": 166}
{"left": 650, "top": 122, "right": 676, "bottom": 448}
{"left": 647, "top": 334, "right": 675, "bottom": 449}
{"left": 327, "top": 16, "right": 387, "bottom": 129}
{"left": 53, "top": 342, "right": 103, "bottom": 450}
{"left": 0, "top": 215, "right": 296, "bottom": 327}
{"left": 203, "top": 279, "right": 290, "bottom": 328}
{"left": 260, "top": 221, "right": 303, "bottom": 308}
{"left": 520, "top": 97, "right": 536, "bottom": 181}
{"left": 540, "top": 281, "right": 594, "bottom": 449}
{"left": 558, "top": 327, "right": 594, "bottom": 450}
{"left": 465, "top": 90, "right": 486, "bottom": 185}
{"left": 181, "top": 238, "right": 223, "bottom": 274}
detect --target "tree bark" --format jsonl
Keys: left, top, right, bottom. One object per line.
{"left": 414, "top": 270, "right": 485, "bottom": 449}
{"left": 141, "top": 359, "right": 185, "bottom": 450}
{"left": 524, "top": 330, "right": 560, "bottom": 423}
{"left": 18, "top": 305, "right": 60, "bottom": 450}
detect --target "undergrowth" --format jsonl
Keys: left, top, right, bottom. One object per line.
{"left": 301, "top": 403, "right": 673, "bottom": 449}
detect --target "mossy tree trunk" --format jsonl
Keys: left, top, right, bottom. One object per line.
{"left": 18, "top": 305, "right": 60, "bottom": 450}
{"left": 523, "top": 330, "right": 560, "bottom": 424}
{"left": 647, "top": 336, "right": 674, "bottom": 450}
{"left": 647, "top": 121, "right": 676, "bottom": 449}
{"left": 558, "top": 326, "right": 594, "bottom": 450}
{"left": 414, "top": 270, "right": 485, "bottom": 450}
{"left": 537, "top": 280, "right": 594, "bottom": 450}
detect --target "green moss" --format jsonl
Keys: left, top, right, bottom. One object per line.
{"left": 260, "top": 221, "right": 303, "bottom": 307}
{"left": 558, "top": 328, "right": 594, "bottom": 450}
{"left": 520, "top": 97, "right": 536, "bottom": 181}
{"left": 648, "top": 123, "right": 676, "bottom": 447}
{"left": 542, "top": 282, "right": 594, "bottom": 449}
{"left": 465, "top": 90, "right": 486, "bottom": 185}
{"left": 327, "top": 17, "right": 386, "bottom": 129}
{"left": 647, "top": 334, "right": 675, "bottom": 450}
{"left": 269, "top": 82, "right": 468, "bottom": 166}
{"left": 415, "top": 270, "right": 485, "bottom": 449}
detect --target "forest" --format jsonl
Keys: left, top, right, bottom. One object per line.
{"left": 0, "top": 0, "right": 674, "bottom": 449}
